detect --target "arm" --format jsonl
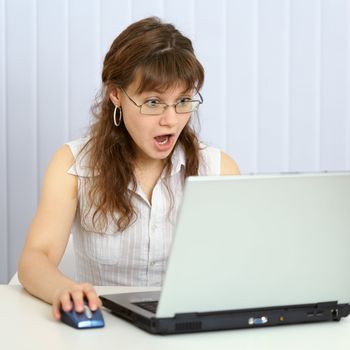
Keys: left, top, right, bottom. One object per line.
{"left": 220, "top": 151, "right": 240, "bottom": 175}
{"left": 18, "top": 145, "right": 101, "bottom": 320}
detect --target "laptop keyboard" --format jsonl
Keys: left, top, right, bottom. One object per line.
{"left": 134, "top": 301, "right": 158, "bottom": 313}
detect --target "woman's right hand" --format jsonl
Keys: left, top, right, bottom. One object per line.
{"left": 52, "top": 282, "right": 102, "bottom": 320}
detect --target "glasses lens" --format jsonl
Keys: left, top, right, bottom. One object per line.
{"left": 140, "top": 100, "right": 201, "bottom": 115}
{"left": 176, "top": 101, "right": 200, "bottom": 113}
{"left": 140, "top": 103, "right": 165, "bottom": 115}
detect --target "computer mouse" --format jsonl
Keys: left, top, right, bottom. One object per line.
{"left": 60, "top": 299, "right": 105, "bottom": 329}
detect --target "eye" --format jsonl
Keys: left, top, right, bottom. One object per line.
{"left": 177, "top": 97, "right": 192, "bottom": 106}
{"left": 145, "top": 99, "right": 160, "bottom": 108}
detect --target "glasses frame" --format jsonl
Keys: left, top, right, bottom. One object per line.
{"left": 120, "top": 87, "right": 203, "bottom": 115}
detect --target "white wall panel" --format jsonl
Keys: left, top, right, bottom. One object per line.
{"left": 68, "top": 0, "right": 100, "bottom": 140}
{"left": 37, "top": 0, "right": 69, "bottom": 185}
{"left": 163, "top": 0, "right": 195, "bottom": 39}
{"left": 226, "top": 0, "right": 258, "bottom": 173}
{"left": 347, "top": 0, "right": 350, "bottom": 170}
{"left": 6, "top": 0, "right": 38, "bottom": 279}
{"left": 258, "top": 0, "right": 290, "bottom": 173}
{"left": 0, "top": 0, "right": 8, "bottom": 281}
{"left": 289, "top": 0, "right": 320, "bottom": 172}
{"left": 131, "top": 0, "right": 164, "bottom": 21}
{"left": 100, "top": 0, "right": 132, "bottom": 63}
{"left": 195, "top": 0, "right": 227, "bottom": 150}
{"left": 320, "top": 0, "right": 348, "bottom": 170}
{"left": 1, "top": 0, "right": 350, "bottom": 282}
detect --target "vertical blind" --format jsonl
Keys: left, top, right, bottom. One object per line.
{"left": 0, "top": 0, "right": 349, "bottom": 283}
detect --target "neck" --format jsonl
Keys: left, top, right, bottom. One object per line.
{"left": 135, "top": 157, "right": 166, "bottom": 173}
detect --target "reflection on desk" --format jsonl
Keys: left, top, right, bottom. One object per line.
{"left": 1, "top": 285, "right": 350, "bottom": 350}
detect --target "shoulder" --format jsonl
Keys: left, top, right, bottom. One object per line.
{"left": 48, "top": 144, "right": 76, "bottom": 173}
{"left": 44, "top": 137, "right": 91, "bottom": 189}
{"left": 220, "top": 151, "right": 240, "bottom": 175}
{"left": 41, "top": 144, "right": 78, "bottom": 202}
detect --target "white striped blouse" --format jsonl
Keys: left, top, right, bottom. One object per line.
{"left": 66, "top": 137, "right": 221, "bottom": 286}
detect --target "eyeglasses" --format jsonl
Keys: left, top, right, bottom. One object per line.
{"left": 120, "top": 87, "right": 203, "bottom": 115}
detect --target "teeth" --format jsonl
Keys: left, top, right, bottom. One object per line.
{"left": 158, "top": 136, "right": 169, "bottom": 145}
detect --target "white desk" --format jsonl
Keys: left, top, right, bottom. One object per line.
{"left": 1, "top": 285, "right": 350, "bottom": 350}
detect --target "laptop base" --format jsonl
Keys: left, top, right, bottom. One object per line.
{"left": 101, "top": 296, "right": 350, "bottom": 335}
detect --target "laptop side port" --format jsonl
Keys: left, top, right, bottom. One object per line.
{"left": 248, "top": 316, "right": 268, "bottom": 325}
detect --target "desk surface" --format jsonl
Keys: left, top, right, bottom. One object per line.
{"left": 1, "top": 285, "right": 350, "bottom": 350}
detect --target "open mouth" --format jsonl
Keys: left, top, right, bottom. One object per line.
{"left": 154, "top": 134, "right": 172, "bottom": 145}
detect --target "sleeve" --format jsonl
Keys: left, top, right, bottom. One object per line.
{"left": 198, "top": 143, "right": 221, "bottom": 176}
{"left": 65, "top": 138, "right": 92, "bottom": 177}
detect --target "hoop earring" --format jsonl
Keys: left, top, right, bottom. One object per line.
{"left": 113, "top": 106, "right": 123, "bottom": 126}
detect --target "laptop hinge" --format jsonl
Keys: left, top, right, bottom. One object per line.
{"left": 174, "top": 313, "right": 198, "bottom": 319}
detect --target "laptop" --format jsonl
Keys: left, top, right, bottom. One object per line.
{"left": 101, "top": 173, "right": 350, "bottom": 334}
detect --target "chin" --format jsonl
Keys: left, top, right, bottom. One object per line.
{"left": 152, "top": 151, "right": 172, "bottom": 160}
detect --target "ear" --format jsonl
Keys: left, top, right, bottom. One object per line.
{"left": 109, "top": 88, "right": 121, "bottom": 107}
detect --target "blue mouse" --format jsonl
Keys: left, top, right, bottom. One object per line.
{"left": 60, "top": 299, "right": 105, "bottom": 329}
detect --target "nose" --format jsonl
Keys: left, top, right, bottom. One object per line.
{"left": 159, "top": 105, "right": 178, "bottom": 127}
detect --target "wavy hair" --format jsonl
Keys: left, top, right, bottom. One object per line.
{"left": 83, "top": 17, "right": 204, "bottom": 231}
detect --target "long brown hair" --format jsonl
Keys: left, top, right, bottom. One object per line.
{"left": 84, "top": 17, "right": 204, "bottom": 231}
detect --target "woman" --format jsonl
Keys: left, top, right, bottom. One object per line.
{"left": 18, "top": 17, "right": 240, "bottom": 321}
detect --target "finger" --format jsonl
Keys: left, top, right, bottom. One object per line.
{"left": 70, "top": 290, "right": 85, "bottom": 313}
{"left": 97, "top": 296, "right": 103, "bottom": 308}
{"left": 60, "top": 291, "right": 73, "bottom": 312}
{"left": 83, "top": 286, "right": 100, "bottom": 311}
{"left": 52, "top": 300, "right": 62, "bottom": 320}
